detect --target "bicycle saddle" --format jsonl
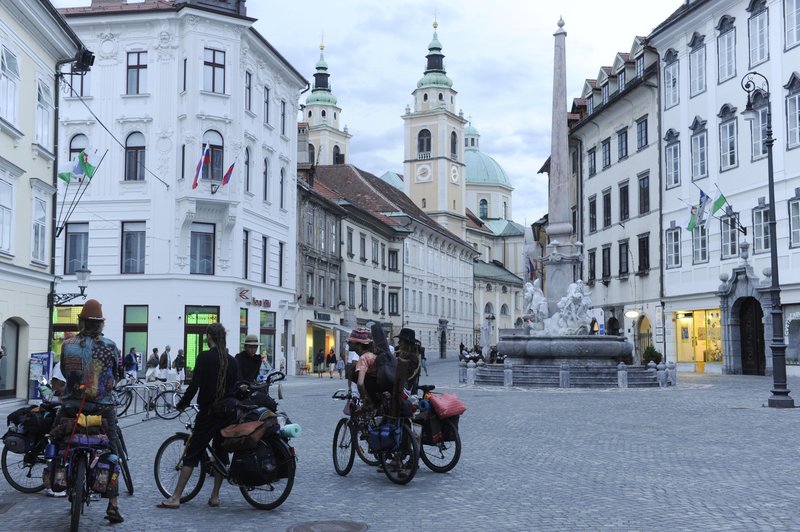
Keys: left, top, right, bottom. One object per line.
{"left": 417, "top": 384, "right": 436, "bottom": 393}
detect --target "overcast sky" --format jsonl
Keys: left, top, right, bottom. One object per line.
{"left": 54, "top": 0, "right": 681, "bottom": 227}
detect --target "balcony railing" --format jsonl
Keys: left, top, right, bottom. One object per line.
{"left": 418, "top": 151, "right": 431, "bottom": 160}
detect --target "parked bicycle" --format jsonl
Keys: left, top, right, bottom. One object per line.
{"left": 112, "top": 378, "right": 182, "bottom": 420}
{"left": 153, "top": 372, "right": 298, "bottom": 510}
{"left": 412, "top": 385, "right": 462, "bottom": 473}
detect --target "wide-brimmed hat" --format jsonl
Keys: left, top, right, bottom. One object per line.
{"left": 394, "top": 327, "right": 415, "bottom": 344}
{"left": 347, "top": 327, "right": 373, "bottom": 345}
{"left": 78, "top": 299, "right": 104, "bottom": 321}
{"left": 244, "top": 334, "right": 259, "bottom": 346}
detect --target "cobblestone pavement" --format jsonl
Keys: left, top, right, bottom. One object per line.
{"left": 3, "top": 358, "right": 800, "bottom": 531}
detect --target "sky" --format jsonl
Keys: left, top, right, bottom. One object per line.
{"left": 53, "top": 0, "right": 681, "bottom": 227}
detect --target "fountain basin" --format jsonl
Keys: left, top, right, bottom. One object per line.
{"left": 498, "top": 333, "right": 632, "bottom": 367}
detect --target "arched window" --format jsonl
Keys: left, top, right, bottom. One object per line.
{"left": 308, "top": 143, "right": 315, "bottom": 164}
{"left": 125, "top": 131, "right": 146, "bottom": 181}
{"left": 450, "top": 131, "right": 457, "bottom": 158}
{"left": 202, "top": 130, "right": 223, "bottom": 181}
{"left": 503, "top": 201, "right": 508, "bottom": 219}
{"left": 321, "top": 110, "right": 326, "bottom": 118}
{"left": 423, "top": 93, "right": 428, "bottom": 102}
{"left": 244, "top": 148, "right": 251, "bottom": 191}
{"left": 479, "top": 199, "right": 488, "bottom": 218}
{"left": 279, "top": 167, "right": 286, "bottom": 209}
{"left": 333, "top": 145, "right": 343, "bottom": 164}
{"left": 308, "top": 110, "right": 312, "bottom": 118}
{"left": 263, "top": 158, "right": 270, "bottom": 202}
{"left": 500, "top": 304, "right": 509, "bottom": 316}
{"left": 417, "top": 129, "right": 431, "bottom": 157}
{"left": 438, "top": 92, "right": 444, "bottom": 101}
{"left": 421, "top": 198, "right": 426, "bottom": 208}
{"left": 69, "top": 134, "right": 88, "bottom": 163}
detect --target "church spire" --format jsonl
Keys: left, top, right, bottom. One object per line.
{"left": 417, "top": 20, "right": 452, "bottom": 89}
{"left": 312, "top": 41, "right": 331, "bottom": 92}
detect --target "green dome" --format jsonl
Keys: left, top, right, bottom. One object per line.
{"left": 428, "top": 31, "right": 442, "bottom": 51}
{"left": 417, "top": 71, "right": 453, "bottom": 89}
{"left": 465, "top": 148, "right": 512, "bottom": 188}
{"left": 464, "top": 123, "right": 480, "bottom": 137}
{"left": 306, "top": 91, "right": 337, "bottom": 105}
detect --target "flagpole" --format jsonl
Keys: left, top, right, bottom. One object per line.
{"left": 60, "top": 150, "right": 109, "bottom": 234}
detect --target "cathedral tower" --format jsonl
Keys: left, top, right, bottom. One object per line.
{"left": 403, "top": 22, "right": 467, "bottom": 239}
{"left": 304, "top": 44, "right": 351, "bottom": 165}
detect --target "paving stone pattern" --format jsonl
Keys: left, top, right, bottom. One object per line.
{"left": 2, "top": 359, "right": 800, "bottom": 531}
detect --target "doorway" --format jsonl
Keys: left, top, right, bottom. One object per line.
{"left": 183, "top": 305, "right": 219, "bottom": 370}
{"left": 739, "top": 297, "right": 765, "bottom": 375}
{"left": 1, "top": 319, "right": 19, "bottom": 398}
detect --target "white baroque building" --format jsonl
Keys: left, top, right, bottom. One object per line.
{"left": 55, "top": 0, "right": 306, "bottom": 372}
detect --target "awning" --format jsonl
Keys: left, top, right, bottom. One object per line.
{"left": 307, "top": 320, "right": 352, "bottom": 335}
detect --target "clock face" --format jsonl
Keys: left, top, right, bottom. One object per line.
{"left": 416, "top": 164, "right": 431, "bottom": 182}
{"left": 450, "top": 165, "right": 459, "bottom": 183}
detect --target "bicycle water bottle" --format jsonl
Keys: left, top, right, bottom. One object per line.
{"left": 44, "top": 443, "right": 58, "bottom": 459}
{"left": 280, "top": 423, "right": 301, "bottom": 438}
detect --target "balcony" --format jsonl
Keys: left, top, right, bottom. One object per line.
{"left": 418, "top": 152, "right": 432, "bottom": 160}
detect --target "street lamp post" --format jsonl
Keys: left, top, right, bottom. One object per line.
{"left": 741, "top": 71, "right": 794, "bottom": 408}
{"left": 45, "top": 267, "right": 91, "bottom": 353}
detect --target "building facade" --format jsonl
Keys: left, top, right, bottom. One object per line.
{"left": 55, "top": 0, "right": 306, "bottom": 373}
{"left": 0, "top": 0, "right": 86, "bottom": 399}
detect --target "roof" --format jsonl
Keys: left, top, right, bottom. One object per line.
{"left": 473, "top": 260, "right": 523, "bottom": 285}
{"left": 483, "top": 219, "right": 526, "bottom": 238}
{"left": 649, "top": 1, "right": 709, "bottom": 39}
{"left": 465, "top": 209, "right": 494, "bottom": 235}
{"left": 464, "top": 147, "right": 512, "bottom": 188}
{"left": 379, "top": 171, "right": 404, "bottom": 190}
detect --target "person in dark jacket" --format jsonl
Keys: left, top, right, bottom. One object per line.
{"left": 235, "top": 334, "right": 261, "bottom": 383}
{"left": 158, "top": 323, "right": 238, "bottom": 509}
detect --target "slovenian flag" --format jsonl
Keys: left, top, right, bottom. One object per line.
{"left": 222, "top": 162, "right": 235, "bottom": 186}
{"left": 192, "top": 143, "right": 210, "bottom": 189}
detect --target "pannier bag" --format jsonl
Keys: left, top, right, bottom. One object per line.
{"left": 429, "top": 393, "right": 467, "bottom": 418}
{"left": 91, "top": 452, "right": 120, "bottom": 494}
{"left": 220, "top": 420, "right": 268, "bottom": 452}
{"left": 230, "top": 441, "right": 277, "bottom": 486}
{"left": 367, "top": 421, "right": 402, "bottom": 453}
{"left": 2, "top": 427, "right": 30, "bottom": 454}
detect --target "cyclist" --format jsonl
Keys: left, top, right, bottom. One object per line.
{"left": 158, "top": 322, "right": 239, "bottom": 509}
{"left": 349, "top": 328, "right": 380, "bottom": 406}
{"left": 394, "top": 328, "right": 421, "bottom": 392}
{"left": 59, "top": 299, "right": 124, "bottom": 524}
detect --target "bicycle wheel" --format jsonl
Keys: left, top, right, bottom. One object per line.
{"left": 332, "top": 418, "right": 355, "bottom": 476}
{"left": 154, "top": 434, "right": 205, "bottom": 503}
{"left": 154, "top": 390, "right": 181, "bottom": 420}
{"left": 113, "top": 389, "right": 132, "bottom": 417}
{"left": 1, "top": 447, "right": 46, "bottom": 493}
{"left": 116, "top": 427, "right": 134, "bottom": 495}
{"left": 70, "top": 454, "right": 86, "bottom": 532}
{"left": 239, "top": 439, "right": 295, "bottom": 510}
{"left": 354, "top": 427, "right": 380, "bottom": 466}
{"left": 380, "top": 422, "right": 419, "bottom": 485}
{"left": 419, "top": 418, "right": 461, "bottom": 473}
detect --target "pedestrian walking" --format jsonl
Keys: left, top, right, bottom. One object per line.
{"left": 124, "top": 347, "right": 138, "bottom": 380}
{"left": 315, "top": 348, "right": 325, "bottom": 378}
{"left": 336, "top": 354, "right": 345, "bottom": 379}
{"left": 159, "top": 345, "right": 171, "bottom": 379}
{"left": 146, "top": 347, "right": 159, "bottom": 381}
{"left": 420, "top": 343, "right": 428, "bottom": 376}
{"left": 326, "top": 348, "right": 337, "bottom": 378}
{"left": 174, "top": 349, "right": 186, "bottom": 384}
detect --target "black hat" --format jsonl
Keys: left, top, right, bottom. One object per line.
{"left": 394, "top": 328, "right": 416, "bottom": 343}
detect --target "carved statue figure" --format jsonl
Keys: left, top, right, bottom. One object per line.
{"left": 542, "top": 281, "right": 592, "bottom": 336}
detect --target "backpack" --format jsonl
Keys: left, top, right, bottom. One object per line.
{"left": 375, "top": 350, "right": 397, "bottom": 394}
{"left": 229, "top": 440, "right": 277, "bottom": 486}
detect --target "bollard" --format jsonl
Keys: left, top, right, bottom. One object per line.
{"left": 666, "top": 361, "right": 677, "bottom": 386}
{"left": 646, "top": 360, "right": 657, "bottom": 374}
{"left": 459, "top": 361, "right": 467, "bottom": 384}
{"left": 559, "top": 361, "right": 570, "bottom": 388}
{"left": 656, "top": 361, "right": 667, "bottom": 388}
{"left": 617, "top": 361, "right": 628, "bottom": 388}
{"left": 466, "top": 361, "right": 476, "bottom": 385}
{"left": 503, "top": 357, "right": 513, "bottom": 387}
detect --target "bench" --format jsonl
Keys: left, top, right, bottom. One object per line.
{"left": 296, "top": 361, "right": 310, "bottom": 375}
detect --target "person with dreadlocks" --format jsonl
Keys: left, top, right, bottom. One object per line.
{"left": 59, "top": 299, "right": 125, "bottom": 524}
{"left": 159, "top": 322, "right": 238, "bottom": 509}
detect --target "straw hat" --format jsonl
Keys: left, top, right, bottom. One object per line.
{"left": 78, "top": 299, "right": 104, "bottom": 321}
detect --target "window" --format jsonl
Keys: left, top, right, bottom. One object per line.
{"left": 666, "top": 228, "right": 681, "bottom": 268}
{"left": 244, "top": 148, "right": 250, "bottom": 192}
{"left": 203, "top": 48, "right": 225, "bottom": 94}
{"left": 65, "top": 71, "right": 87, "bottom": 97}
{"left": 617, "top": 129, "right": 628, "bottom": 160}
{"left": 36, "top": 80, "right": 52, "bottom": 148}
{"left": 587, "top": 250, "right": 596, "bottom": 282}
{"left": 0, "top": 180, "right": 11, "bottom": 253}
{"left": 333, "top": 145, "right": 344, "bottom": 164}
{"left": 182, "top": 58, "right": 186, "bottom": 92}
{"left": 263, "top": 158, "right": 270, "bottom": 201}
{"left": 126, "top": 51, "right": 147, "bottom": 95}
{"left": 637, "top": 234, "right": 650, "bottom": 272}
{"left": 346, "top": 228, "right": 353, "bottom": 257}
{"left": 280, "top": 100, "right": 286, "bottom": 135}
{"left": 65, "top": 222, "right": 89, "bottom": 274}
{"left": 388, "top": 292, "right": 398, "bottom": 315}
{"left": 381, "top": 243, "right": 386, "bottom": 268}
{"left": 190, "top": 222, "right": 214, "bottom": 275}
{"left": 663, "top": 51, "right": 679, "bottom": 108}
{"left": 318, "top": 277, "right": 325, "bottom": 307}
{"left": 789, "top": 86, "right": 800, "bottom": 148}
{"left": 330, "top": 279, "right": 336, "bottom": 309}
{"left": 601, "top": 246, "right": 611, "bottom": 280}
{"left": 748, "top": 93, "right": 768, "bottom": 159}
{"left": 479, "top": 199, "right": 488, "bottom": 218}
{"left": 279, "top": 168, "right": 286, "bottom": 209}
{"left": 0, "top": 46, "right": 19, "bottom": 124}
{"left": 601, "top": 138, "right": 611, "bottom": 168}
{"left": 32, "top": 198, "right": 46, "bottom": 263}
{"left": 692, "top": 226, "right": 708, "bottom": 263}
{"left": 618, "top": 69, "right": 626, "bottom": 91}
{"left": 601, "top": 83, "right": 609, "bottom": 104}
{"left": 124, "top": 132, "right": 146, "bottom": 181}
{"left": 638, "top": 174, "right": 650, "bottom": 214}
{"left": 359, "top": 233, "right": 366, "bottom": 261}
{"left": 689, "top": 36, "right": 706, "bottom": 97}
{"left": 263, "top": 86, "right": 270, "bottom": 124}
{"left": 371, "top": 238, "right": 379, "bottom": 264}
{"left": 665, "top": 140, "right": 680, "bottom": 188}
{"left": 588, "top": 196, "right": 597, "bottom": 232}
{"left": 719, "top": 107, "right": 738, "bottom": 170}
{"left": 239, "top": 309, "right": 247, "bottom": 350}
{"left": 790, "top": 199, "right": 800, "bottom": 247}
{"left": 244, "top": 71, "right": 252, "bottom": 111}
{"left": 753, "top": 207, "right": 770, "bottom": 253}
{"left": 721, "top": 213, "right": 740, "bottom": 258}
{"left": 788, "top": 0, "right": 800, "bottom": 48}
{"left": 261, "top": 236, "right": 268, "bottom": 284}
{"left": 242, "top": 229, "right": 249, "bottom": 279}
{"left": 372, "top": 283, "right": 379, "bottom": 311}
{"left": 619, "top": 240, "right": 629, "bottom": 275}
{"left": 306, "top": 273, "right": 316, "bottom": 302}
{"left": 202, "top": 130, "right": 224, "bottom": 181}
{"left": 691, "top": 128, "right": 708, "bottom": 179}
{"left": 121, "top": 221, "right": 145, "bottom": 274}
{"left": 278, "top": 242, "right": 284, "bottom": 286}
{"left": 587, "top": 148, "right": 596, "bottom": 176}
{"left": 635, "top": 55, "right": 644, "bottom": 78}
{"left": 360, "top": 280, "right": 368, "bottom": 310}
{"left": 348, "top": 277, "right": 355, "bottom": 307}
{"left": 748, "top": 3, "right": 769, "bottom": 66}
{"left": 122, "top": 306, "right": 148, "bottom": 363}
{"left": 717, "top": 17, "right": 736, "bottom": 82}
{"left": 619, "top": 182, "right": 629, "bottom": 221}
{"left": 587, "top": 96, "right": 594, "bottom": 114}
{"left": 417, "top": 129, "right": 432, "bottom": 157}
{"left": 602, "top": 190, "right": 611, "bottom": 228}
{"left": 450, "top": 131, "right": 457, "bottom": 159}
{"left": 636, "top": 117, "right": 648, "bottom": 150}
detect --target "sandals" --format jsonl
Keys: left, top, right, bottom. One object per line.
{"left": 157, "top": 500, "right": 180, "bottom": 509}
{"left": 208, "top": 497, "right": 220, "bottom": 507}
{"left": 104, "top": 506, "right": 125, "bottom": 524}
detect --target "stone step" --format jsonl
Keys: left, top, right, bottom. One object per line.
{"left": 473, "top": 364, "right": 660, "bottom": 388}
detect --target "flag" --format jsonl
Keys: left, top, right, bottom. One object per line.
{"left": 57, "top": 153, "right": 88, "bottom": 183}
{"left": 704, "top": 190, "right": 728, "bottom": 230}
{"left": 222, "top": 162, "right": 235, "bottom": 186}
{"left": 78, "top": 150, "right": 96, "bottom": 179}
{"left": 686, "top": 205, "right": 698, "bottom": 231}
{"left": 192, "top": 144, "right": 210, "bottom": 190}
{"left": 688, "top": 190, "right": 711, "bottom": 232}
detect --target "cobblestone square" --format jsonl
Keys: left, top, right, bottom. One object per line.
{"left": 3, "top": 358, "right": 800, "bottom": 531}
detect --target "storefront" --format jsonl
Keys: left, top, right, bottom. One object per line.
{"left": 673, "top": 308, "right": 722, "bottom": 373}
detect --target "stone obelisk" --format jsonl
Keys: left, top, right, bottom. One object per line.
{"left": 544, "top": 18, "right": 581, "bottom": 316}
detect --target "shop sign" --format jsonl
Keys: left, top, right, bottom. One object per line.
{"left": 236, "top": 287, "right": 271, "bottom": 308}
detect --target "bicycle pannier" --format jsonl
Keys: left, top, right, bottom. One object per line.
{"left": 220, "top": 420, "right": 267, "bottom": 452}
{"left": 2, "top": 428, "right": 29, "bottom": 454}
{"left": 429, "top": 393, "right": 467, "bottom": 418}
{"left": 367, "top": 421, "right": 402, "bottom": 453}
{"left": 230, "top": 441, "right": 276, "bottom": 486}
